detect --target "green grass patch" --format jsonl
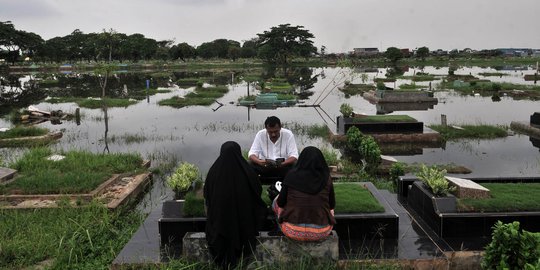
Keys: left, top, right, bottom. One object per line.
{"left": 428, "top": 124, "right": 507, "bottom": 140}
{"left": 276, "top": 94, "right": 296, "bottom": 100}
{"left": 158, "top": 86, "right": 229, "bottom": 108}
{"left": 176, "top": 78, "right": 202, "bottom": 86}
{"left": 183, "top": 192, "right": 206, "bottom": 217}
{"left": 0, "top": 126, "right": 48, "bottom": 139}
{"left": 478, "top": 72, "right": 508, "bottom": 77}
{"left": 340, "top": 83, "right": 374, "bottom": 96}
{"left": 334, "top": 183, "right": 385, "bottom": 213}
{"left": 351, "top": 115, "right": 417, "bottom": 123}
{"left": 189, "top": 182, "right": 384, "bottom": 217}
{"left": 0, "top": 148, "right": 144, "bottom": 195}
{"left": 458, "top": 183, "right": 540, "bottom": 212}
{"left": 399, "top": 83, "right": 424, "bottom": 89}
{"left": 374, "top": 78, "right": 396, "bottom": 83}
{"left": 398, "top": 75, "right": 436, "bottom": 82}
{"left": 47, "top": 97, "right": 137, "bottom": 108}
{"left": 0, "top": 203, "right": 143, "bottom": 269}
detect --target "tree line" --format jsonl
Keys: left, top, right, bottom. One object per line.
{"left": 0, "top": 21, "right": 317, "bottom": 65}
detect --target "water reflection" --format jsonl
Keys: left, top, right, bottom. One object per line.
{"left": 0, "top": 66, "right": 538, "bottom": 180}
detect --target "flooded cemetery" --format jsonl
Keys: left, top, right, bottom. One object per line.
{"left": 2, "top": 63, "right": 540, "bottom": 269}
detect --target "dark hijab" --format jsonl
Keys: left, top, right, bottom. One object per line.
{"left": 282, "top": 146, "right": 330, "bottom": 194}
{"left": 203, "top": 141, "right": 266, "bottom": 267}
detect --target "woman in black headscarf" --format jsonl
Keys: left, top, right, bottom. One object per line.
{"left": 204, "top": 141, "right": 267, "bottom": 268}
{"left": 272, "top": 146, "right": 336, "bottom": 241}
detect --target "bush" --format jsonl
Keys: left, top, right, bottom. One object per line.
{"left": 346, "top": 126, "right": 364, "bottom": 151}
{"left": 389, "top": 162, "right": 406, "bottom": 183}
{"left": 340, "top": 103, "right": 353, "bottom": 117}
{"left": 415, "top": 164, "right": 455, "bottom": 196}
{"left": 482, "top": 221, "right": 540, "bottom": 270}
{"left": 167, "top": 162, "right": 199, "bottom": 193}
{"left": 359, "top": 136, "right": 381, "bottom": 173}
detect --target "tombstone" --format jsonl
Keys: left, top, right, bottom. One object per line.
{"left": 445, "top": 176, "right": 490, "bottom": 199}
{"left": 530, "top": 112, "right": 540, "bottom": 127}
{"left": 0, "top": 167, "right": 17, "bottom": 184}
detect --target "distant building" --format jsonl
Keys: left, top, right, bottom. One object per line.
{"left": 353, "top": 48, "right": 379, "bottom": 57}
{"left": 532, "top": 50, "right": 540, "bottom": 58}
{"left": 400, "top": 48, "right": 411, "bottom": 57}
{"left": 497, "top": 48, "right": 532, "bottom": 57}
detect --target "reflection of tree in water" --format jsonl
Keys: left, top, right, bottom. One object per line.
{"left": 0, "top": 73, "right": 46, "bottom": 116}
{"left": 45, "top": 73, "right": 171, "bottom": 98}
{"left": 260, "top": 66, "right": 319, "bottom": 100}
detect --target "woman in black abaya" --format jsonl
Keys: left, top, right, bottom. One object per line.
{"left": 204, "top": 141, "right": 267, "bottom": 268}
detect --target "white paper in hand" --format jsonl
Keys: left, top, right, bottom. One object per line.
{"left": 275, "top": 181, "right": 282, "bottom": 192}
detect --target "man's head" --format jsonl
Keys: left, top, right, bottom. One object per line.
{"left": 265, "top": 116, "right": 281, "bottom": 142}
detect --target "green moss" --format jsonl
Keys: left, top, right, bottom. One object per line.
{"left": 458, "top": 183, "right": 540, "bottom": 212}
{"left": 429, "top": 124, "right": 507, "bottom": 140}
{"left": 374, "top": 78, "right": 396, "bottom": 83}
{"left": 478, "top": 72, "right": 508, "bottom": 77}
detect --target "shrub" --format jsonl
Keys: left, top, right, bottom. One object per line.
{"left": 415, "top": 164, "right": 455, "bottom": 196}
{"left": 482, "top": 221, "right": 540, "bottom": 270}
{"left": 359, "top": 136, "right": 381, "bottom": 173}
{"left": 376, "top": 81, "right": 386, "bottom": 90}
{"left": 167, "top": 162, "right": 199, "bottom": 193}
{"left": 340, "top": 103, "right": 353, "bottom": 117}
{"left": 389, "top": 162, "right": 406, "bottom": 183}
{"left": 346, "top": 126, "right": 364, "bottom": 151}
{"left": 492, "top": 82, "right": 502, "bottom": 91}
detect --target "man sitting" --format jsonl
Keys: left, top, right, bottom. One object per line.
{"left": 248, "top": 116, "right": 298, "bottom": 181}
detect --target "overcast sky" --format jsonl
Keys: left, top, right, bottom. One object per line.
{"left": 1, "top": 0, "right": 539, "bottom": 53}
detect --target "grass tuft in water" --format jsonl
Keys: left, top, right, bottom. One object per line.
{"left": 429, "top": 124, "right": 508, "bottom": 140}
{"left": 0, "top": 126, "right": 49, "bottom": 139}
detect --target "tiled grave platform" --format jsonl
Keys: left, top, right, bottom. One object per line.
{"left": 112, "top": 186, "right": 492, "bottom": 269}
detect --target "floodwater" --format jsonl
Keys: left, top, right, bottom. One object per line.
{"left": 1, "top": 66, "right": 539, "bottom": 208}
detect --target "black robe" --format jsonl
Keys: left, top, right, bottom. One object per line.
{"left": 203, "top": 141, "right": 267, "bottom": 268}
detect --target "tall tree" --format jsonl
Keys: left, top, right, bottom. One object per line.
{"left": 256, "top": 24, "right": 316, "bottom": 64}
{"left": 170, "top": 42, "right": 196, "bottom": 61}
{"left": 384, "top": 47, "right": 403, "bottom": 65}
{"left": 416, "top": 46, "right": 429, "bottom": 61}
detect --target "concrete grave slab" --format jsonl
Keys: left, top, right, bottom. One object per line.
{"left": 0, "top": 167, "right": 17, "bottom": 184}
{"left": 445, "top": 176, "right": 490, "bottom": 199}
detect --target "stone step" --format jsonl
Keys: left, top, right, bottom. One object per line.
{"left": 183, "top": 231, "right": 339, "bottom": 263}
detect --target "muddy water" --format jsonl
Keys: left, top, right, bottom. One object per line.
{"left": 1, "top": 66, "right": 539, "bottom": 210}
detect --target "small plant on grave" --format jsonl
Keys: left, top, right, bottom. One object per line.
{"left": 389, "top": 162, "right": 406, "bottom": 184}
{"left": 167, "top": 162, "right": 199, "bottom": 195}
{"left": 359, "top": 136, "right": 381, "bottom": 174}
{"left": 346, "top": 126, "right": 364, "bottom": 153}
{"left": 376, "top": 81, "right": 386, "bottom": 90}
{"left": 340, "top": 103, "right": 354, "bottom": 117}
{"left": 415, "top": 164, "right": 455, "bottom": 197}
{"left": 482, "top": 221, "right": 540, "bottom": 270}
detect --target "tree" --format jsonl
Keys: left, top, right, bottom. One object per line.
{"left": 256, "top": 24, "right": 317, "bottom": 64}
{"left": 227, "top": 46, "right": 241, "bottom": 61}
{"left": 241, "top": 39, "right": 257, "bottom": 58}
{"left": 416, "top": 46, "right": 429, "bottom": 61}
{"left": 0, "top": 21, "right": 43, "bottom": 63}
{"left": 384, "top": 47, "right": 403, "bottom": 64}
{"left": 170, "top": 42, "right": 196, "bottom": 61}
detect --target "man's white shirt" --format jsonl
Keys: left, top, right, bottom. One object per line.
{"left": 248, "top": 128, "right": 299, "bottom": 160}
